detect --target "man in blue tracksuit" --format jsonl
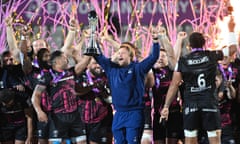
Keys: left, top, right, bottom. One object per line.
{"left": 94, "top": 32, "right": 160, "bottom": 144}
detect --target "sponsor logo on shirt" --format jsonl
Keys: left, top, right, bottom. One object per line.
{"left": 128, "top": 69, "right": 132, "bottom": 74}
{"left": 187, "top": 56, "right": 209, "bottom": 65}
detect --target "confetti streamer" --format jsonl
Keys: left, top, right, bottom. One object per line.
{"left": 0, "top": 0, "right": 238, "bottom": 54}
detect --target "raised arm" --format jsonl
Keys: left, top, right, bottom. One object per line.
{"left": 158, "top": 27, "right": 176, "bottom": 70}
{"left": 19, "top": 40, "right": 32, "bottom": 74}
{"left": 100, "top": 30, "right": 121, "bottom": 51}
{"left": 61, "top": 17, "right": 77, "bottom": 56}
{"left": 5, "top": 16, "right": 20, "bottom": 62}
{"left": 70, "top": 29, "right": 92, "bottom": 75}
{"left": 174, "top": 31, "right": 188, "bottom": 61}
{"left": 227, "top": 16, "right": 237, "bottom": 57}
{"left": 74, "top": 55, "right": 91, "bottom": 75}
{"left": 72, "top": 29, "right": 90, "bottom": 62}
{"left": 144, "top": 69, "right": 155, "bottom": 88}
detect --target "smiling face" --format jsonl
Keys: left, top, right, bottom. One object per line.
{"left": 117, "top": 47, "right": 132, "bottom": 67}
{"left": 154, "top": 49, "right": 168, "bottom": 69}
{"left": 88, "top": 58, "right": 103, "bottom": 76}
{"left": 117, "top": 42, "right": 136, "bottom": 67}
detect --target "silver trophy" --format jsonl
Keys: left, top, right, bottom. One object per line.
{"left": 83, "top": 10, "right": 100, "bottom": 56}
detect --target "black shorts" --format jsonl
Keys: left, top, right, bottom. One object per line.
{"left": 0, "top": 124, "right": 27, "bottom": 142}
{"left": 85, "top": 111, "right": 113, "bottom": 144}
{"left": 36, "top": 121, "right": 49, "bottom": 139}
{"left": 183, "top": 103, "right": 221, "bottom": 131}
{"left": 143, "top": 106, "right": 152, "bottom": 130}
{"left": 153, "top": 111, "right": 184, "bottom": 141}
{"left": 49, "top": 111, "right": 86, "bottom": 139}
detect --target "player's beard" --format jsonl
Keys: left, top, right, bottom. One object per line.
{"left": 91, "top": 67, "right": 103, "bottom": 77}
{"left": 39, "top": 60, "right": 50, "bottom": 69}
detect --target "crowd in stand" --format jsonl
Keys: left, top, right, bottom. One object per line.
{"left": 0, "top": 10, "right": 239, "bottom": 144}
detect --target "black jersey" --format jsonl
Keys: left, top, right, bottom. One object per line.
{"left": 153, "top": 66, "right": 172, "bottom": 109}
{"left": 177, "top": 50, "right": 223, "bottom": 104}
{"left": 0, "top": 94, "right": 28, "bottom": 126}
{"left": 153, "top": 66, "right": 181, "bottom": 112}
{"left": 76, "top": 70, "right": 110, "bottom": 123}
{"left": 39, "top": 67, "right": 78, "bottom": 114}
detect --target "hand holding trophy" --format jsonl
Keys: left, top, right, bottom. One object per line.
{"left": 83, "top": 10, "right": 101, "bottom": 56}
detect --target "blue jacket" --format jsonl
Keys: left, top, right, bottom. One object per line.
{"left": 95, "top": 43, "right": 160, "bottom": 112}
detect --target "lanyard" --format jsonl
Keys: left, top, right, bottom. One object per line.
{"left": 86, "top": 69, "right": 100, "bottom": 93}
{"left": 155, "top": 69, "right": 167, "bottom": 88}
{"left": 218, "top": 64, "right": 233, "bottom": 81}
{"left": 49, "top": 69, "right": 66, "bottom": 84}
{"left": 191, "top": 48, "right": 203, "bottom": 52}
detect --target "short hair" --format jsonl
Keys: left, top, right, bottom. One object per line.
{"left": 50, "top": 50, "right": 63, "bottom": 65}
{"left": 1, "top": 51, "right": 11, "bottom": 58}
{"left": 37, "top": 48, "right": 50, "bottom": 61}
{"left": 189, "top": 32, "right": 205, "bottom": 48}
{"left": 1, "top": 51, "right": 12, "bottom": 65}
{"left": 119, "top": 42, "right": 136, "bottom": 61}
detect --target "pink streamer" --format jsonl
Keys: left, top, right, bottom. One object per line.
{"left": 0, "top": 0, "right": 232, "bottom": 55}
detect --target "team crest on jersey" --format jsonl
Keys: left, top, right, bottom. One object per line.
{"left": 128, "top": 68, "right": 133, "bottom": 74}
{"left": 187, "top": 56, "right": 209, "bottom": 65}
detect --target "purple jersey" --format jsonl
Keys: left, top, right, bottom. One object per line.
{"left": 39, "top": 67, "right": 78, "bottom": 114}
{"left": 76, "top": 70, "right": 110, "bottom": 123}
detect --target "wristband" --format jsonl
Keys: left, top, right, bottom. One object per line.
{"left": 222, "top": 47, "right": 229, "bottom": 56}
{"left": 227, "top": 32, "right": 238, "bottom": 46}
